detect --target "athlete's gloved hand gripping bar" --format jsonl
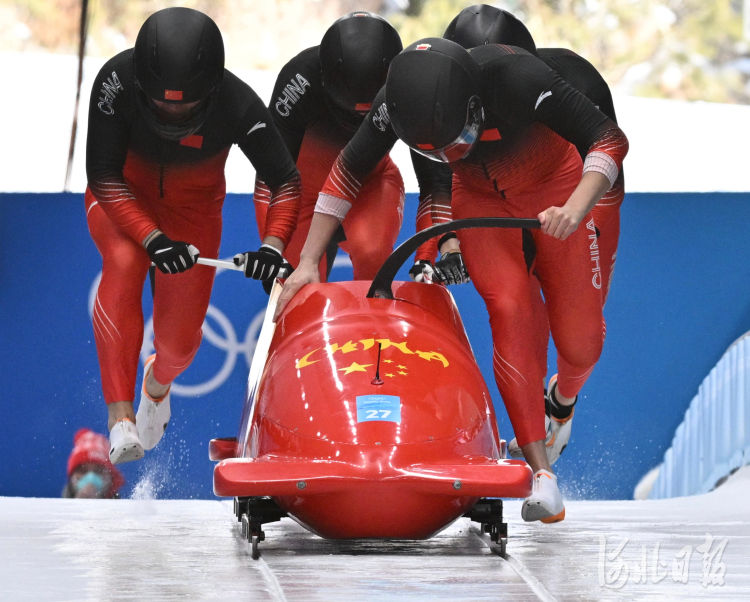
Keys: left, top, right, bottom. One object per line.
{"left": 194, "top": 254, "right": 291, "bottom": 279}
{"left": 232, "top": 244, "right": 293, "bottom": 280}
{"left": 408, "top": 254, "right": 469, "bottom": 285}
{"left": 192, "top": 250, "right": 290, "bottom": 297}
{"left": 146, "top": 239, "right": 293, "bottom": 281}
{"left": 433, "top": 251, "right": 470, "bottom": 285}
{"left": 146, "top": 233, "right": 200, "bottom": 274}
{"left": 408, "top": 232, "right": 470, "bottom": 286}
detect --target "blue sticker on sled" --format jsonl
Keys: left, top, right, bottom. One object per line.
{"left": 356, "top": 394, "right": 401, "bottom": 423}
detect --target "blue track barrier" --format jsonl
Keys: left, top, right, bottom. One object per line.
{"left": 2, "top": 191, "right": 749, "bottom": 499}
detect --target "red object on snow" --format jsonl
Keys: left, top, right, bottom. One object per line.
{"left": 211, "top": 280, "right": 531, "bottom": 540}
{"left": 67, "top": 428, "right": 124, "bottom": 494}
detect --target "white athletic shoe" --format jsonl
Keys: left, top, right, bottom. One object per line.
{"left": 109, "top": 419, "right": 144, "bottom": 464}
{"left": 135, "top": 355, "right": 171, "bottom": 450}
{"left": 521, "top": 469, "right": 565, "bottom": 523}
{"left": 544, "top": 375, "right": 575, "bottom": 466}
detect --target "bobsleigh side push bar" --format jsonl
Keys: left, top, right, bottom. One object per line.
{"left": 149, "top": 256, "right": 289, "bottom": 276}
{"left": 196, "top": 256, "right": 244, "bottom": 272}
{"left": 196, "top": 256, "right": 291, "bottom": 278}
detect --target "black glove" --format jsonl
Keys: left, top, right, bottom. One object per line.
{"left": 146, "top": 233, "right": 199, "bottom": 274}
{"left": 433, "top": 251, "right": 470, "bottom": 285}
{"left": 233, "top": 244, "right": 289, "bottom": 280}
{"left": 409, "top": 260, "right": 435, "bottom": 283}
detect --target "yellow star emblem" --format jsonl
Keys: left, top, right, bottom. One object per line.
{"left": 339, "top": 362, "right": 373, "bottom": 375}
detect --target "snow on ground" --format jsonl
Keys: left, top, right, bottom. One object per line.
{"left": 2, "top": 467, "right": 749, "bottom": 600}
{"left": 3, "top": 51, "right": 750, "bottom": 194}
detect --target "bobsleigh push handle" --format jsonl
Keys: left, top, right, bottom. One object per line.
{"left": 196, "top": 257, "right": 245, "bottom": 271}
{"left": 196, "top": 256, "right": 291, "bottom": 278}
{"left": 367, "top": 217, "right": 540, "bottom": 299}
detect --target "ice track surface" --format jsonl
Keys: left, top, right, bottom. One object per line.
{"left": 3, "top": 468, "right": 750, "bottom": 601}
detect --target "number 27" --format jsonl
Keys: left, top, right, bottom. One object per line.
{"left": 366, "top": 409, "right": 391, "bottom": 419}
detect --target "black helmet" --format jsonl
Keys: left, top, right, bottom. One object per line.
{"left": 444, "top": 4, "right": 536, "bottom": 54}
{"left": 133, "top": 7, "right": 224, "bottom": 140}
{"left": 386, "top": 38, "right": 483, "bottom": 163}
{"left": 320, "top": 11, "right": 402, "bottom": 114}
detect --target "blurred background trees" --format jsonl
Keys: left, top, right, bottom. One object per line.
{"left": 3, "top": 0, "right": 749, "bottom": 103}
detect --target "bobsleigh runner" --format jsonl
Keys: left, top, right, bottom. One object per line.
{"left": 209, "top": 218, "right": 538, "bottom": 559}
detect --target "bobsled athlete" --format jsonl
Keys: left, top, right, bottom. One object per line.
{"left": 444, "top": 4, "right": 625, "bottom": 466}
{"left": 275, "top": 38, "right": 628, "bottom": 522}
{"left": 85, "top": 7, "right": 301, "bottom": 464}
{"left": 255, "top": 11, "right": 462, "bottom": 283}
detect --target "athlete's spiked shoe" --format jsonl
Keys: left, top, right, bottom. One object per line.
{"left": 521, "top": 469, "right": 565, "bottom": 523}
{"left": 135, "top": 355, "right": 171, "bottom": 450}
{"left": 109, "top": 418, "right": 144, "bottom": 464}
{"left": 544, "top": 374, "right": 575, "bottom": 466}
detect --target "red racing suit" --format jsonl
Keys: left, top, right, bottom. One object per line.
{"left": 86, "top": 49, "right": 300, "bottom": 404}
{"left": 310, "top": 44, "right": 628, "bottom": 448}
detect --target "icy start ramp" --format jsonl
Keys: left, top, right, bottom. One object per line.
{"left": 2, "top": 468, "right": 750, "bottom": 601}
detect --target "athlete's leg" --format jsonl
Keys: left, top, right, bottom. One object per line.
{"left": 532, "top": 166, "right": 605, "bottom": 401}
{"left": 340, "top": 158, "right": 405, "bottom": 280}
{"left": 284, "top": 130, "right": 344, "bottom": 280}
{"left": 148, "top": 198, "right": 223, "bottom": 388}
{"left": 451, "top": 181, "right": 547, "bottom": 450}
{"left": 85, "top": 190, "right": 150, "bottom": 425}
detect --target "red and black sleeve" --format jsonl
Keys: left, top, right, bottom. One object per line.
{"left": 410, "top": 151, "right": 453, "bottom": 262}
{"left": 236, "top": 83, "right": 301, "bottom": 246}
{"left": 86, "top": 51, "right": 159, "bottom": 244}
{"left": 482, "top": 50, "right": 628, "bottom": 184}
{"left": 316, "top": 88, "right": 399, "bottom": 218}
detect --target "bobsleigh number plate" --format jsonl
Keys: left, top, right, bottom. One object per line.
{"left": 356, "top": 394, "right": 401, "bottom": 423}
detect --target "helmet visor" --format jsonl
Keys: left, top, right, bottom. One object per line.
{"left": 411, "top": 96, "right": 483, "bottom": 163}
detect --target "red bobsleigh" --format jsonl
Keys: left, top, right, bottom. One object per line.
{"left": 209, "top": 219, "right": 536, "bottom": 558}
